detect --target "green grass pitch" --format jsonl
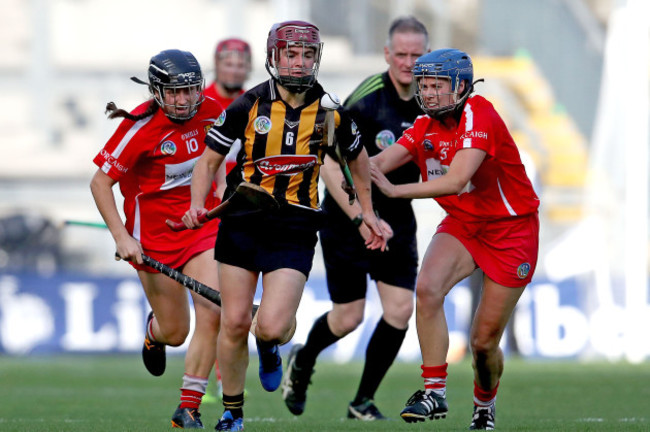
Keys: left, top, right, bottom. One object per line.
{"left": 1, "top": 354, "right": 648, "bottom": 431}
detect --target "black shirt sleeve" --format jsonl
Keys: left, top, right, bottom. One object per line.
{"left": 205, "top": 94, "right": 251, "bottom": 156}
{"left": 333, "top": 108, "right": 363, "bottom": 161}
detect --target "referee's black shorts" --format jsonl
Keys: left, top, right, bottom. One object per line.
{"left": 215, "top": 206, "right": 322, "bottom": 278}
{"left": 319, "top": 203, "right": 418, "bottom": 304}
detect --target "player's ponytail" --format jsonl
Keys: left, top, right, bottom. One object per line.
{"left": 105, "top": 100, "right": 159, "bottom": 121}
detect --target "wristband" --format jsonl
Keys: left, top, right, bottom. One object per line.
{"left": 351, "top": 213, "right": 364, "bottom": 227}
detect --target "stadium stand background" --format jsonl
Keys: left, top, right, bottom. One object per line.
{"left": 0, "top": 0, "right": 611, "bottom": 275}
{"left": 4, "top": 0, "right": 650, "bottom": 363}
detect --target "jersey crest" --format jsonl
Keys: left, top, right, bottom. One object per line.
{"left": 253, "top": 116, "right": 272, "bottom": 134}
{"left": 160, "top": 141, "right": 177, "bottom": 155}
{"left": 215, "top": 110, "right": 226, "bottom": 127}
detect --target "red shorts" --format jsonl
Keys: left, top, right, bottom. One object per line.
{"left": 131, "top": 219, "right": 219, "bottom": 272}
{"left": 436, "top": 212, "right": 539, "bottom": 287}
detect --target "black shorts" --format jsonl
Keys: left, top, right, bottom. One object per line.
{"left": 215, "top": 206, "right": 322, "bottom": 278}
{"left": 319, "top": 200, "right": 418, "bottom": 304}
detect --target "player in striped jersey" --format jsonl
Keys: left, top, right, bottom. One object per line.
{"left": 182, "top": 20, "right": 387, "bottom": 431}
{"left": 281, "top": 16, "right": 429, "bottom": 421}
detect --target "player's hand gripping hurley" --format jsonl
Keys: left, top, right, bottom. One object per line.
{"left": 322, "top": 93, "right": 356, "bottom": 205}
{"left": 165, "top": 181, "right": 279, "bottom": 231}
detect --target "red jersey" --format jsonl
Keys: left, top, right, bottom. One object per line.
{"left": 397, "top": 95, "right": 539, "bottom": 221}
{"left": 93, "top": 98, "right": 224, "bottom": 264}
{"left": 203, "top": 86, "right": 244, "bottom": 174}
{"left": 204, "top": 83, "right": 244, "bottom": 109}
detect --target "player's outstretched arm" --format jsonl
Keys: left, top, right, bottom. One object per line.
{"left": 370, "top": 142, "right": 413, "bottom": 175}
{"left": 371, "top": 147, "right": 487, "bottom": 199}
{"left": 321, "top": 154, "right": 393, "bottom": 245}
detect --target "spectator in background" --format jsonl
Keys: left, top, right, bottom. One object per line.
{"left": 370, "top": 48, "right": 540, "bottom": 430}
{"left": 281, "top": 16, "right": 428, "bottom": 421}
{"left": 90, "top": 49, "right": 224, "bottom": 429}
{"left": 202, "top": 37, "right": 253, "bottom": 405}
{"left": 204, "top": 37, "right": 252, "bottom": 110}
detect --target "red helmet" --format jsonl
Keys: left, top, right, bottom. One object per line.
{"left": 215, "top": 38, "right": 252, "bottom": 60}
{"left": 265, "top": 20, "right": 323, "bottom": 93}
{"left": 214, "top": 38, "right": 252, "bottom": 91}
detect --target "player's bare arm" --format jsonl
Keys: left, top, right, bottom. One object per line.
{"left": 214, "top": 158, "right": 228, "bottom": 201}
{"left": 348, "top": 148, "right": 388, "bottom": 251}
{"left": 321, "top": 154, "right": 364, "bottom": 218}
{"left": 90, "top": 169, "right": 143, "bottom": 264}
{"left": 321, "top": 155, "right": 393, "bottom": 243}
{"left": 371, "top": 147, "right": 486, "bottom": 199}
{"left": 370, "top": 142, "right": 413, "bottom": 174}
{"left": 183, "top": 147, "right": 225, "bottom": 228}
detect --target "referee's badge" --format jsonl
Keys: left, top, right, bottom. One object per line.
{"left": 375, "top": 130, "right": 395, "bottom": 150}
{"left": 254, "top": 116, "right": 272, "bottom": 134}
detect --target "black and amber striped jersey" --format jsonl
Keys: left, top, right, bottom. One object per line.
{"left": 205, "top": 79, "right": 362, "bottom": 211}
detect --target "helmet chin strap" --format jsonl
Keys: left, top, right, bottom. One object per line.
{"left": 432, "top": 78, "right": 484, "bottom": 120}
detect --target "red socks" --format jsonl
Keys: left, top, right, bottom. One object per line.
{"left": 180, "top": 389, "right": 204, "bottom": 409}
{"left": 421, "top": 363, "right": 448, "bottom": 396}
{"left": 473, "top": 380, "right": 499, "bottom": 407}
{"left": 179, "top": 373, "right": 209, "bottom": 409}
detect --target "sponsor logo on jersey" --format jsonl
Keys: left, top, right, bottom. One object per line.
{"left": 425, "top": 158, "right": 444, "bottom": 180}
{"left": 460, "top": 130, "right": 488, "bottom": 140}
{"left": 181, "top": 129, "right": 199, "bottom": 140}
{"left": 402, "top": 132, "right": 415, "bottom": 144}
{"left": 255, "top": 155, "right": 318, "bottom": 176}
{"left": 254, "top": 116, "right": 272, "bottom": 134}
{"left": 375, "top": 130, "right": 395, "bottom": 150}
{"left": 160, "top": 141, "right": 177, "bottom": 156}
{"left": 517, "top": 262, "right": 531, "bottom": 279}
{"left": 161, "top": 157, "right": 200, "bottom": 190}
{"left": 215, "top": 111, "right": 226, "bottom": 127}
{"left": 100, "top": 149, "right": 128, "bottom": 173}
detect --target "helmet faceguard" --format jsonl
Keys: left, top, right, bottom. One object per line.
{"left": 413, "top": 48, "right": 474, "bottom": 119}
{"left": 265, "top": 20, "right": 323, "bottom": 93}
{"left": 148, "top": 49, "right": 205, "bottom": 121}
{"left": 215, "top": 38, "right": 252, "bottom": 92}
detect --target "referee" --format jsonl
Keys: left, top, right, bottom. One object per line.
{"left": 282, "top": 16, "right": 429, "bottom": 420}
